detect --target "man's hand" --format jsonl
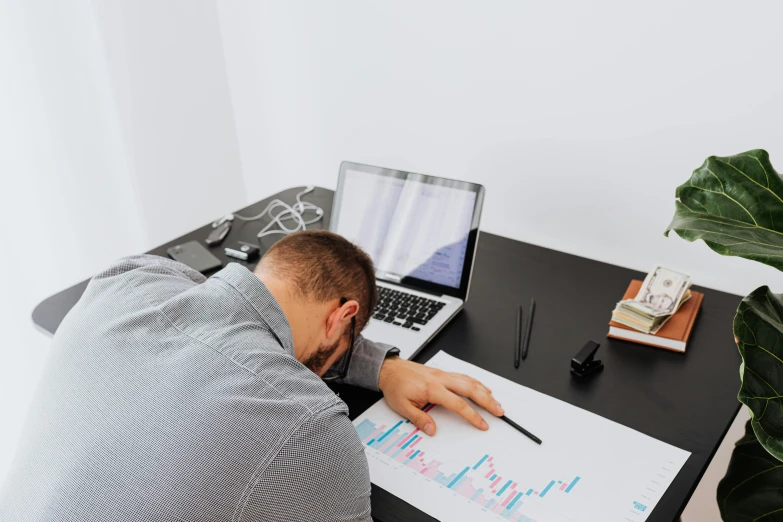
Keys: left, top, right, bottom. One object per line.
{"left": 377, "top": 356, "right": 504, "bottom": 436}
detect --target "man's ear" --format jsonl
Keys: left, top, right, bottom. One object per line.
{"left": 325, "top": 299, "right": 359, "bottom": 341}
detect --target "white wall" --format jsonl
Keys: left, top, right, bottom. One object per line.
{"left": 218, "top": 0, "right": 783, "bottom": 297}
{"left": 0, "top": 0, "right": 147, "bottom": 483}
{"left": 92, "top": 0, "right": 247, "bottom": 246}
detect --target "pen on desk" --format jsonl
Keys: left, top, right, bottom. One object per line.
{"left": 521, "top": 297, "right": 536, "bottom": 360}
{"left": 500, "top": 415, "right": 542, "bottom": 445}
{"left": 514, "top": 305, "right": 523, "bottom": 368}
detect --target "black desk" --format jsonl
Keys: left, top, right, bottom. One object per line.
{"left": 33, "top": 186, "right": 742, "bottom": 522}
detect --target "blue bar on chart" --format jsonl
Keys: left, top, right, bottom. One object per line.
{"left": 539, "top": 480, "right": 556, "bottom": 498}
{"left": 401, "top": 435, "right": 418, "bottom": 450}
{"left": 447, "top": 467, "right": 470, "bottom": 489}
{"left": 507, "top": 492, "right": 523, "bottom": 511}
{"left": 472, "top": 454, "right": 489, "bottom": 470}
{"left": 355, "top": 419, "right": 375, "bottom": 441}
{"left": 496, "top": 480, "right": 513, "bottom": 496}
{"left": 356, "top": 413, "right": 587, "bottom": 521}
{"left": 377, "top": 421, "right": 403, "bottom": 443}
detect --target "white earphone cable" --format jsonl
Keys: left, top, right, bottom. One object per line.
{"left": 228, "top": 186, "right": 324, "bottom": 239}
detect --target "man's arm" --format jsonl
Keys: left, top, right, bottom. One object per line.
{"left": 322, "top": 334, "right": 396, "bottom": 392}
{"left": 238, "top": 406, "right": 372, "bottom": 522}
{"left": 323, "top": 334, "right": 505, "bottom": 440}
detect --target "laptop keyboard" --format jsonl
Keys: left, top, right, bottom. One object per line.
{"left": 372, "top": 287, "right": 446, "bottom": 331}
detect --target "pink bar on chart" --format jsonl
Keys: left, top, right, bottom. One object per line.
{"left": 511, "top": 482, "right": 517, "bottom": 490}
{"left": 423, "top": 462, "right": 441, "bottom": 479}
{"left": 379, "top": 433, "right": 403, "bottom": 453}
{"left": 560, "top": 483, "right": 568, "bottom": 491}
{"left": 484, "top": 470, "right": 494, "bottom": 479}
{"left": 396, "top": 428, "right": 420, "bottom": 447}
{"left": 405, "top": 449, "right": 414, "bottom": 457}
{"left": 493, "top": 503, "right": 504, "bottom": 514}
{"left": 501, "top": 490, "right": 516, "bottom": 507}
{"left": 534, "top": 491, "right": 539, "bottom": 496}
{"left": 409, "top": 437, "right": 422, "bottom": 450}
{"left": 409, "top": 460, "right": 425, "bottom": 473}
{"left": 456, "top": 481, "right": 476, "bottom": 498}
{"left": 487, "top": 456, "right": 493, "bottom": 462}
{"left": 424, "top": 467, "right": 440, "bottom": 479}
{"left": 489, "top": 477, "right": 502, "bottom": 488}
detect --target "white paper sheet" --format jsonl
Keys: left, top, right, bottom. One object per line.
{"left": 353, "top": 352, "right": 690, "bottom": 522}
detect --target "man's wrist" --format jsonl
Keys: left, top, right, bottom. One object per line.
{"left": 378, "top": 352, "right": 403, "bottom": 392}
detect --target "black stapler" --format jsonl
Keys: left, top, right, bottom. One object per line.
{"left": 571, "top": 340, "right": 604, "bottom": 378}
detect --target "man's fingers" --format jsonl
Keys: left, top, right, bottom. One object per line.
{"left": 403, "top": 404, "right": 437, "bottom": 436}
{"left": 444, "top": 373, "right": 504, "bottom": 417}
{"left": 431, "top": 387, "right": 489, "bottom": 431}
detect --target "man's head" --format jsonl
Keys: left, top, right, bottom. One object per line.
{"left": 253, "top": 230, "right": 377, "bottom": 376}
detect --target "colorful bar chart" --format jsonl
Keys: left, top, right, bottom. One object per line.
{"left": 353, "top": 352, "right": 692, "bottom": 522}
{"left": 356, "top": 407, "right": 581, "bottom": 522}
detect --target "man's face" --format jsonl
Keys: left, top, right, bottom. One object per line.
{"left": 303, "top": 325, "right": 351, "bottom": 376}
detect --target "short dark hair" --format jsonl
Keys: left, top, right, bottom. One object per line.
{"left": 257, "top": 230, "right": 378, "bottom": 332}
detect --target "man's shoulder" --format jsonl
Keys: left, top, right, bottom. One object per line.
{"left": 76, "top": 254, "right": 205, "bottom": 311}
{"left": 234, "top": 346, "right": 349, "bottom": 416}
{"left": 93, "top": 254, "right": 206, "bottom": 283}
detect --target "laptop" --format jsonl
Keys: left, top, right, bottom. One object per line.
{"left": 330, "top": 162, "right": 485, "bottom": 360}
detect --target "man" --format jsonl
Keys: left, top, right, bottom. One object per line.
{"left": 1, "top": 230, "right": 503, "bottom": 521}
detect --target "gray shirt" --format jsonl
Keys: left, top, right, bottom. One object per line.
{"left": 1, "top": 255, "right": 393, "bottom": 522}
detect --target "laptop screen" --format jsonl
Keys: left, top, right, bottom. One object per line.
{"left": 331, "top": 163, "right": 484, "bottom": 297}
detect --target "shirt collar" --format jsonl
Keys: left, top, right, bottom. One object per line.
{"left": 212, "top": 263, "right": 296, "bottom": 356}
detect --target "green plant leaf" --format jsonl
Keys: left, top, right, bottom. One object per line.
{"left": 664, "top": 149, "right": 783, "bottom": 271}
{"left": 717, "top": 419, "right": 783, "bottom": 522}
{"left": 734, "top": 286, "right": 783, "bottom": 461}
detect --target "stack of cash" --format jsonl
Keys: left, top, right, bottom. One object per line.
{"left": 612, "top": 266, "right": 692, "bottom": 334}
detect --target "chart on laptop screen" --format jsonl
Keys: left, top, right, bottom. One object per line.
{"left": 334, "top": 170, "right": 476, "bottom": 289}
{"left": 353, "top": 352, "right": 690, "bottom": 522}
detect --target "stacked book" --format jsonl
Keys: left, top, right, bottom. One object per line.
{"left": 608, "top": 266, "right": 703, "bottom": 352}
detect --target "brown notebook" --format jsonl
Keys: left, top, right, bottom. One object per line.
{"left": 607, "top": 279, "right": 703, "bottom": 352}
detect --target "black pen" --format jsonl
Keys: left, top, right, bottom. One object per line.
{"left": 521, "top": 297, "right": 535, "bottom": 360}
{"left": 500, "top": 415, "right": 542, "bottom": 445}
{"left": 514, "top": 305, "right": 524, "bottom": 368}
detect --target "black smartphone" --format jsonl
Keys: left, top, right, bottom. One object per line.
{"left": 167, "top": 240, "right": 223, "bottom": 273}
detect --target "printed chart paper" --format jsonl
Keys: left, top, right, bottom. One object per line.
{"left": 353, "top": 352, "right": 690, "bottom": 522}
